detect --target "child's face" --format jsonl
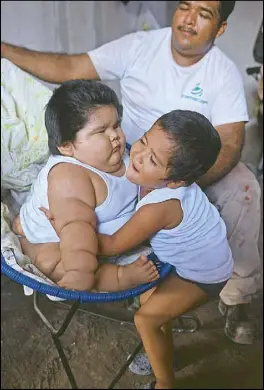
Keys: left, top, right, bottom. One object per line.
{"left": 66, "top": 105, "right": 126, "bottom": 173}
{"left": 127, "top": 124, "right": 173, "bottom": 188}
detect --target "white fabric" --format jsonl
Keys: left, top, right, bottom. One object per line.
{"left": 136, "top": 184, "right": 234, "bottom": 284}
{"left": 1, "top": 59, "right": 51, "bottom": 192}
{"left": 20, "top": 153, "right": 138, "bottom": 243}
{"left": 88, "top": 27, "right": 249, "bottom": 144}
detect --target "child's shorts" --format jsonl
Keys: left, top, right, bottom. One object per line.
{"left": 174, "top": 269, "right": 228, "bottom": 300}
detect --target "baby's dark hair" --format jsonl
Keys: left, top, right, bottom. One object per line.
{"left": 157, "top": 110, "right": 221, "bottom": 185}
{"left": 45, "top": 79, "right": 123, "bottom": 155}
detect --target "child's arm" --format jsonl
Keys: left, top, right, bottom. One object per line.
{"left": 98, "top": 199, "right": 183, "bottom": 256}
{"left": 47, "top": 163, "right": 99, "bottom": 291}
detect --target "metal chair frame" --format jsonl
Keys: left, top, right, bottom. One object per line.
{"left": 2, "top": 251, "right": 200, "bottom": 389}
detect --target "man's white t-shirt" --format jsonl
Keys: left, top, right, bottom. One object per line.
{"left": 88, "top": 27, "right": 248, "bottom": 145}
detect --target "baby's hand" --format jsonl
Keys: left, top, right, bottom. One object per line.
{"left": 39, "top": 206, "right": 55, "bottom": 228}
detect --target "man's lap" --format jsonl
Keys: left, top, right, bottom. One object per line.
{"left": 204, "top": 162, "right": 261, "bottom": 239}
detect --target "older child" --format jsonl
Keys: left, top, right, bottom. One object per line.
{"left": 98, "top": 110, "right": 234, "bottom": 389}
{"left": 13, "top": 79, "right": 159, "bottom": 292}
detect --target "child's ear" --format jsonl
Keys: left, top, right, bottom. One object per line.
{"left": 167, "top": 180, "right": 187, "bottom": 189}
{"left": 57, "top": 143, "right": 74, "bottom": 157}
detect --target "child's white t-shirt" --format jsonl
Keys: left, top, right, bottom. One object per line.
{"left": 88, "top": 27, "right": 248, "bottom": 144}
{"left": 136, "top": 183, "right": 234, "bottom": 284}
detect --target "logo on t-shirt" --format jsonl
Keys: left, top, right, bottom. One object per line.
{"left": 191, "top": 83, "right": 203, "bottom": 97}
{"left": 181, "top": 83, "right": 208, "bottom": 104}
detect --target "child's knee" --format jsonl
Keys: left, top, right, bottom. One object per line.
{"left": 134, "top": 308, "right": 160, "bottom": 331}
{"left": 134, "top": 311, "right": 147, "bottom": 331}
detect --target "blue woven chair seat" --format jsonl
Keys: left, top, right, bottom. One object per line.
{"left": 1, "top": 252, "right": 173, "bottom": 303}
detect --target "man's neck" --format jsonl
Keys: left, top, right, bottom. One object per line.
{"left": 170, "top": 41, "right": 210, "bottom": 67}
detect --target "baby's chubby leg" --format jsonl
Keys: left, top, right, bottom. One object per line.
{"left": 19, "top": 235, "right": 159, "bottom": 292}
{"left": 94, "top": 255, "right": 159, "bottom": 292}
{"left": 12, "top": 215, "right": 25, "bottom": 236}
{"left": 19, "top": 237, "right": 63, "bottom": 281}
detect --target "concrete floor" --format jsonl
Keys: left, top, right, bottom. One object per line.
{"left": 1, "top": 122, "right": 263, "bottom": 389}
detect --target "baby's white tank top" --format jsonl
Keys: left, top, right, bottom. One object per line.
{"left": 20, "top": 153, "right": 138, "bottom": 243}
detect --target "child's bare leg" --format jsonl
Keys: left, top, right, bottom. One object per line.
{"left": 94, "top": 255, "right": 159, "bottom": 292}
{"left": 134, "top": 272, "right": 208, "bottom": 389}
{"left": 19, "top": 237, "right": 63, "bottom": 282}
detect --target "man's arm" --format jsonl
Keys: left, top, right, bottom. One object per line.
{"left": 197, "top": 122, "right": 245, "bottom": 188}
{"left": 98, "top": 199, "right": 183, "bottom": 256}
{"left": 48, "top": 163, "right": 99, "bottom": 290}
{"left": 1, "top": 42, "right": 99, "bottom": 83}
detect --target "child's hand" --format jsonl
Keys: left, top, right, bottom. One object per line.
{"left": 39, "top": 206, "right": 55, "bottom": 229}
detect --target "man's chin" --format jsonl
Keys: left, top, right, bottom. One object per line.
{"left": 172, "top": 37, "right": 194, "bottom": 53}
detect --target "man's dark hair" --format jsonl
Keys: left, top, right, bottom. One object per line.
{"left": 218, "top": 1, "right": 236, "bottom": 23}
{"left": 45, "top": 79, "right": 122, "bottom": 155}
{"left": 157, "top": 110, "right": 221, "bottom": 185}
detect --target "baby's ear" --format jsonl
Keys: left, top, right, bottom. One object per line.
{"left": 167, "top": 180, "right": 186, "bottom": 189}
{"left": 57, "top": 142, "right": 74, "bottom": 157}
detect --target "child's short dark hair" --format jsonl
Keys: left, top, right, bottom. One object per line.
{"left": 157, "top": 110, "right": 221, "bottom": 185}
{"left": 45, "top": 79, "right": 123, "bottom": 155}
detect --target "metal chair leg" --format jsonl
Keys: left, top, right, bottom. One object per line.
{"left": 107, "top": 340, "right": 143, "bottom": 389}
{"left": 32, "top": 293, "right": 201, "bottom": 389}
{"left": 107, "top": 315, "right": 200, "bottom": 389}
{"left": 33, "top": 292, "right": 80, "bottom": 389}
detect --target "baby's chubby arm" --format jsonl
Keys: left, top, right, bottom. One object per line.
{"left": 98, "top": 199, "right": 183, "bottom": 256}
{"left": 48, "top": 163, "right": 99, "bottom": 290}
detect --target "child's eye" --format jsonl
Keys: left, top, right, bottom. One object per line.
{"left": 140, "top": 138, "right": 145, "bottom": 144}
{"left": 150, "top": 156, "right": 157, "bottom": 166}
{"left": 114, "top": 122, "right": 121, "bottom": 130}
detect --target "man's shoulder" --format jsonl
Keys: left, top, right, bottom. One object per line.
{"left": 209, "top": 45, "right": 240, "bottom": 73}
{"left": 131, "top": 27, "right": 171, "bottom": 47}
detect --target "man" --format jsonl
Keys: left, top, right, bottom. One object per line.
{"left": 1, "top": 1, "right": 262, "bottom": 346}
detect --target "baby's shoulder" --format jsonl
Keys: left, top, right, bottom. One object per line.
{"left": 49, "top": 161, "right": 92, "bottom": 180}
{"left": 48, "top": 162, "right": 95, "bottom": 196}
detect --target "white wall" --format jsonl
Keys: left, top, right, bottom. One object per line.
{"left": 216, "top": 1, "right": 263, "bottom": 118}
{"left": 1, "top": 0, "right": 166, "bottom": 96}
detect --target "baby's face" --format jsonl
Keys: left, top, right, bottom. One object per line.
{"left": 127, "top": 124, "right": 172, "bottom": 188}
{"left": 71, "top": 105, "right": 126, "bottom": 173}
